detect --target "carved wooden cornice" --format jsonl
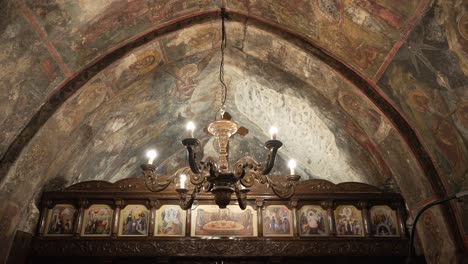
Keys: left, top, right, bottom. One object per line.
{"left": 64, "top": 177, "right": 388, "bottom": 195}
{"left": 31, "top": 238, "right": 408, "bottom": 257}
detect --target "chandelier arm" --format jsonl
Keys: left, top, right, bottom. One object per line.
{"left": 175, "top": 167, "right": 205, "bottom": 186}
{"left": 202, "top": 179, "right": 212, "bottom": 192}
{"left": 177, "top": 185, "right": 201, "bottom": 210}
{"left": 261, "top": 140, "right": 283, "bottom": 175}
{"left": 261, "top": 149, "right": 277, "bottom": 175}
{"left": 187, "top": 145, "right": 202, "bottom": 174}
{"left": 142, "top": 164, "right": 177, "bottom": 192}
{"left": 235, "top": 187, "right": 249, "bottom": 210}
{"left": 234, "top": 156, "right": 261, "bottom": 179}
{"left": 202, "top": 157, "right": 219, "bottom": 177}
{"left": 182, "top": 138, "right": 202, "bottom": 174}
{"left": 240, "top": 172, "right": 257, "bottom": 187}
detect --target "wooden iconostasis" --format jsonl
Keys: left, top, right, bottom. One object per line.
{"left": 32, "top": 177, "right": 409, "bottom": 259}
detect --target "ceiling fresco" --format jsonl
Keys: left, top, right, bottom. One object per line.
{"left": 227, "top": 22, "right": 433, "bottom": 201}
{"left": 227, "top": 0, "right": 424, "bottom": 78}
{"left": 25, "top": 0, "right": 219, "bottom": 71}
{"left": 23, "top": 0, "right": 424, "bottom": 77}
{"left": 1, "top": 20, "right": 420, "bottom": 192}
{"left": 0, "top": 0, "right": 430, "bottom": 177}
{"left": 377, "top": 0, "right": 468, "bottom": 235}
{"left": 0, "top": 0, "right": 467, "bottom": 262}
{"left": 0, "top": 2, "right": 64, "bottom": 159}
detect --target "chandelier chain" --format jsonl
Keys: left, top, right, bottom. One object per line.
{"left": 218, "top": 8, "right": 228, "bottom": 118}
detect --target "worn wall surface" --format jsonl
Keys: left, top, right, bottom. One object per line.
{"left": 377, "top": 0, "right": 468, "bottom": 243}
{"left": 0, "top": 0, "right": 466, "bottom": 263}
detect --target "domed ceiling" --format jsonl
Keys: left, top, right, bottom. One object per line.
{"left": 0, "top": 0, "right": 467, "bottom": 262}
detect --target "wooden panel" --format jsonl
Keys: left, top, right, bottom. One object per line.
{"left": 32, "top": 177, "right": 408, "bottom": 257}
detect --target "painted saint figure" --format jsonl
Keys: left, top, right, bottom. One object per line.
{"left": 335, "top": 206, "right": 364, "bottom": 236}
{"left": 156, "top": 205, "right": 185, "bottom": 236}
{"left": 301, "top": 207, "right": 326, "bottom": 235}
{"left": 46, "top": 205, "right": 75, "bottom": 236}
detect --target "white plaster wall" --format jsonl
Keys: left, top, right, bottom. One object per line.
{"left": 231, "top": 67, "right": 362, "bottom": 183}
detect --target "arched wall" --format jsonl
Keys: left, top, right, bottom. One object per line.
{"left": 0, "top": 2, "right": 465, "bottom": 263}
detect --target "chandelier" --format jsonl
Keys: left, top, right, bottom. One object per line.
{"left": 141, "top": 8, "right": 300, "bottom": 210}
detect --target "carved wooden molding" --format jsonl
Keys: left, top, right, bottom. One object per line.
{"left": 65, "top": 181, "right": 114, "bottom": 191}
{"left": 31, "top": 238, "right": 408, "bottom": 257}
{"left": 64, "top": 178, "right": 386, "bottom": 195}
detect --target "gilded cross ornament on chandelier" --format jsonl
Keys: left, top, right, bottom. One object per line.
{"left": 141, "top": 8, "right": 300, "bottom": 210}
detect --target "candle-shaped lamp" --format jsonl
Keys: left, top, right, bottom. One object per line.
{"left": 180, "top": 174, "right": 187, "bottom": 189}
{"left": 146, "top": 149, "right": 157, "bottom": 165}
{"left": 186, "top": 121, "right": 195, "bottom": 138}
{"left": 269, "top": 126, "right": 278, "bottom": 140}
{"left": 288, "top": 159, "right": 296, "bottom": 175}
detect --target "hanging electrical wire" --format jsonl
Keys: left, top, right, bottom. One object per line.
{"left": 216, "top": 8, "right": 228, "bottom": 120}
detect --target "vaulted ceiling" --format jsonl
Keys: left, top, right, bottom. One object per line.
{"left": 0, "top": 0, "right": 467, "bottom": 262}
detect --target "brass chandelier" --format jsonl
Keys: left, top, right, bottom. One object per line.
{"left": 141, "top": 8, "right": 300, "bottom": 210}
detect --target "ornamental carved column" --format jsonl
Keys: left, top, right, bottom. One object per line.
{"left": 74, "top": 199, "right": 88, "bottom": 236}
{"left": 37, "top": 199, "right": 52, "bottom": 237}
{"left": 322, "top": 200, "right": 335, "bottom": 236}
{"left": 256, "top": 199, "right": 264, "bottom": 237}
{"left": 394, "top": 201, "right": 407, "bottom": 237}
{"left": 186, "top": 203, "right": 191, "bottom": 237}
{"left": 148, "top": 199, "right": 159, "bottom": 237}
{"left": 289, "top": 199, "right": 299, "bottom": 237}
{"left": 358, "top": 200, "right": 371, "bottom": 237}
{"left": 112, "top": 199, "right": 123, "bottom": 237}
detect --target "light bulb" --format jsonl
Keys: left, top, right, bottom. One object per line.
{"left": 269, "top": 126, "right": 278, "bottom": 140}
{"left": 288, "top": 159, "right": 296, "bottom": 175}
{"left": 146, "top": 149, "right": 157, "bottom": 165}
{"left": 180, "top": 174, "right": 187, "bottom": 189}
{"left": 186, "top": 121, "right": 195, "bottom": 138}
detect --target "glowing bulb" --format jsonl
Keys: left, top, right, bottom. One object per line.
{"left": 180, "top": 174, "right": 187, "bottom": 189}
{"left": 288, "top": 159, "right": 296, "bottom": 175}
{"left": 146, "top": 149, "right": 157, "bottom": 165}
{"left": 186, "top": 121, "right": 195, "bottom": 138}
{"left": 269, "top": 126, "right": 278, "bottom": 140}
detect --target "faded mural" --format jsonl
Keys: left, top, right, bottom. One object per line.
{"left": 230, "top": 23, "right": 434, "bottom": 204}
{"left": 11, "top": 20, "right": 410, "bottom": 189}
{"left": 22, "top": 0, "right": 424, "bottom": 76}
{"left": 0, "top": 2, "right": 64, "bottom": 159}
{"left": 378, "top": 0, "right": 468, "bottom": 234}
{"left": 0, "top": 0, "right": 465, "bottom": 262}
{"left": 25, "top": 0, "right": 219, "bottom": 71}
{"left": 227, "top": 0, "right": 423, "bottom": 77}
